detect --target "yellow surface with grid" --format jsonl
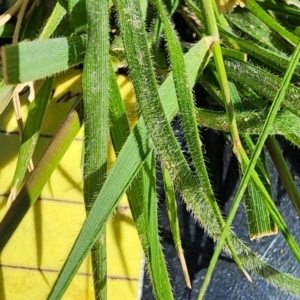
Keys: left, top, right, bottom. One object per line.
{"left": 0, "top": 71, "right": 143, "bottom": 300}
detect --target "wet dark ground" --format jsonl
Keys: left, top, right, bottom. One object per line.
{"left": 141, "top": 129, "right": 300, "bottom": 300}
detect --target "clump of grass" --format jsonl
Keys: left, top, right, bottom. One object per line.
{"left": 0, "top": 0, "right": 300, "bottom": 299}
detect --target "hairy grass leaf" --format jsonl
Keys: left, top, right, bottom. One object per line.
{"left": 81, "top": 1, "right": 110, "bottom": 299}
{"left": 141, "top": 153, "right": 173, "bottom": 299}
{"left": 162, "top": 165, "right": 191, "bottom": 288}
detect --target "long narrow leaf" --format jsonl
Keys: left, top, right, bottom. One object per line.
{"left": 82, "top": 1, "right": 110, "bottom": 299}
{"left": 162, "top": 166, "right": 191, "bottom": 288}
{"left": 141, "top": 153, "right": 173, "bottom": 299}
{"left": 230, "top": 82, "right": 276, "bottom": 239}
{"left": 153, "top": 0, "right": 250, "bottom": 280}
{"left": 9, "top": 78, "right": 54, "bottom": 203}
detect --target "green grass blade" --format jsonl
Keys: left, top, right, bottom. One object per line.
{"left": 2, "top": 35, "right": 87, "bottom": 84}
{"left": 152, "top": 0, "right": 214, "bottom": 192}
{"left": 229, "top": 82, "right": 276, "bottom": 239}
{"left": 162, "top": 165, "right": 191, "bottom": 288}
{"left": 243, "top": 174, "right": 277, "bottom": 239}
{"left": 199, "top": 0, "right": 242, "bottom": 160}
{"left": 9, "top": 78, "right": 54, "bottom": 203}
{"left": 153, "top": 1, "right": 250, "bottom": 280}
{"left": 114, "top": 2, "right": 173, "bottom": 298}
{"left": 141, "top": 153, "right": 173, "bottom": 299}
{"left": 285, "top": 133, "right": 300, "bottom": 148}
{"left": 82, "top": 1, "right": 110, "bottom": 299}
{"left": 38, "top": 0, "right": 85, "bottom": 39}
{"left": 259, "top": 1, "right": 300, "bottom": 18}
{"left": 0, "top": 23, "right": 14, "bottom": 37}
{"left": 69, "top": 0, "right": 87, "bottom": 34}
{"left": 219, "top": 25, "right": 300, "bottom": 80}
{"left": 199, "top": 37, "right": 300, "bottom": 300}
{"left": 242, "top": 135, "right": 270, "bottom": 184}
{"left": 241, "top": 141, "right": 277, "bottom": 239}
{"left": 109, "top": 74, "right": 131, "bottom": 149}
{"left": 68, "top": 0, "right": 82, "bottom": 10}
{"left": 38, "top": 1, "right": 68, "bottom": 39}
{"left": 221, "top": 48, "right": 247, "bottom": 61}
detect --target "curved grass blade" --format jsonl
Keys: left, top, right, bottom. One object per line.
{"left": 82, "top": 0, "right": 110, "bottom": 298}
{"left": 8, "top": 78, "right": 54, "bottom": 204}
{"left": 116, "top": 0, "right": 300, "bottom": 296}
{"left": 153, "top": 0, "right": 250, "bottom": 280}
{"left": 152, "top": 0, "right": 213, "bottom": 193}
